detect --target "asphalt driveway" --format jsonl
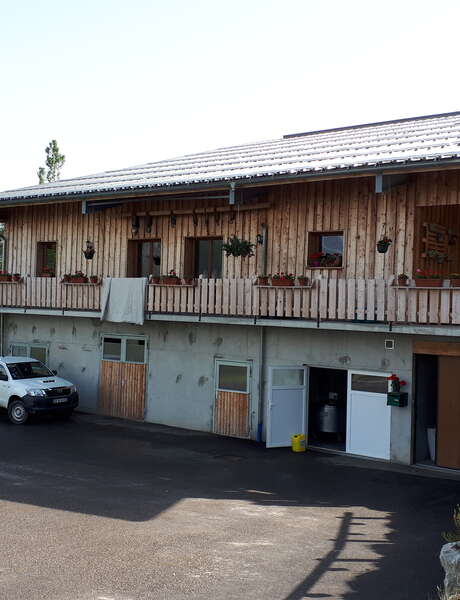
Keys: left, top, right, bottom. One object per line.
{"left": 0, "top": 413, "right": 458, "bottom": 600}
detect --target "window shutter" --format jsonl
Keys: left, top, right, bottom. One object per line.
{"left": 183, "top": 238, "right": 196, "bottom": 278}
{"left": 126, "top": 240, "right": 139, "bottom": 277}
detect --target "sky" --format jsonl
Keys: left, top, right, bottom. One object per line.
{"left": 1, "top": 0, "right": 460, "bottom": 191}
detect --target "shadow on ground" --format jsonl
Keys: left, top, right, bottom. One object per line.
{"left": 0, "top": 412, "right": 457, "bottom": 599}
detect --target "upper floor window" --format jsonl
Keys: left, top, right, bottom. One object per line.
{"left": 307, "top": 231, "right": 344, "bottom": 268}
{"left": 127, "top": 239, "right": 161, "bottom": 278}
{"left": 184, "top": 237, "right": 223, "bottom": 278}
{"left": 37, "top": 242, "right": 57, "bottom": 277}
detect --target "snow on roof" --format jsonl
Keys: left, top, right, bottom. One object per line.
{"left": 2, "top": 111, "right": 460, "bottom": 203}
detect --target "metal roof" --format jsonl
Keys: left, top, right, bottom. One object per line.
{"left": 2, "top": 111, "right": 460, "bottom": 204}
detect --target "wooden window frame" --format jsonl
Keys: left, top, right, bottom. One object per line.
{"left": 184, "top": 236, "right": 223, "bottom": 279}
{"left": 306, "top": 231, "right": 345, "bottom": 270}
{"left": 36, "top": 241, "right": 57, "bottom": 277}
{"left": 215, "top": 360, "right": 251, "bottom": 394}
{"left": 127, "top": 239, "right": 161, "bottom": 278}
{"left": 101, "top": 335, "right": 148, "bottom": 364}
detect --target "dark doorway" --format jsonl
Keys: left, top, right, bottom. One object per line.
{"left": 414, "top": 354, "right": 438, "bottom": 466}
{"left": 127, "top": 239, "right": 161, "bottom": 278}
{"left": 308, "top": 367, "right": 348, "bottom": 451}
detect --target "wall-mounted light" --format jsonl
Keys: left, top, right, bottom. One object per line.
{"left": 131, "top": 216, "right": 140, "bottom": 234}
{"left": 256, "top": 233, "right": 264, "bottom": 245}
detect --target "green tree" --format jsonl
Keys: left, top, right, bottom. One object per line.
{"left": 37, "top": 140, "right": 65, "bottom": 184}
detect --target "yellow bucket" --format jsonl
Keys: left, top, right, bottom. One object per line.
{"left": 291, "top": 434, "right": 306, "bottom": 453}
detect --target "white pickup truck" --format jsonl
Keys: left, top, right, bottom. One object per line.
{"left": 0, "top": 356, "right": 78, "bottom": 424}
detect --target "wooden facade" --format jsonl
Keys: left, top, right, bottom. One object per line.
{"left": 2, "top": 169, "right": 460, "bottom": 326}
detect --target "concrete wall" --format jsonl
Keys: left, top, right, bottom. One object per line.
{"left": 2, "top": 313, "right": 432, "bottom": 464}
{"left": 3, "top": 315, "right": 261, "bottom": 434}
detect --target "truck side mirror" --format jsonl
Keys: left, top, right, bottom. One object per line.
{"left": 52, "top": 370, "right": 57, "bottom": 375}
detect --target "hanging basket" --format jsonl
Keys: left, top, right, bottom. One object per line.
{"left": 377, "top": 237, "right": 392, "bottom": 253}
{"left": 222, "top": 235, "right": 255, "bottom": 258}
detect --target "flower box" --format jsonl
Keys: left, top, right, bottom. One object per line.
{"left": 271, "top": 278, "right": 294, "bottom": 287}
{"left": 0, "top": 274, "right": 12, "bottom": 282}
{"left": 297, "top": 277, "right": 310, "bottom": 287}
{"left": 450, "top": 279, "right": 460, "bottom": 288}
{"left": 182, "top": 277, "right": 195, "bottom": 285}
{"left": 256, "top": 276, "right": 269, "bottom": 286}
{"left": 149, "top": 277, "right": 161, "bottom": 285}
{"left": 89, "top": 276, "right": 99, "bottom": 284}
{"left": 161, "top": 277, "right": 181, "bottom": 285}
{"left": 69, "top": 276, "right": 88, "bottom": 284}
{"left": 415, "top": 279, "right": 442, "bottom": 288}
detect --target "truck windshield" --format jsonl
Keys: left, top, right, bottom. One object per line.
{"left": 7, "top": 361, "right": 53, "bottom": 380}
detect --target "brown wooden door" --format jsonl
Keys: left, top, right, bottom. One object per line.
{"left": 437, "top": 356, "right": 460, "bottom": 469}
{"left": 213, "top": 361, "right": 250, "bottom": 438}
{"left": 99, "top": 360, "right": 146, "bottom": 420}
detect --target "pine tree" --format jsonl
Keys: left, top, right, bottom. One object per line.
{"left": 37, "top": 140, "right": 65, "bottom": 184}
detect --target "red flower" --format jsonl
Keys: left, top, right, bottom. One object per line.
{"left": 387, "top": 374, "right": 398, "bottom": 381}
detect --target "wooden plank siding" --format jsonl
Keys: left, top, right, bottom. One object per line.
{"left": 2, "top": 170, "right": 460, "bottom": 324}
{"left": 4, "top": 170, "right": 460, "bottom": 282}
{"left": 99, "top": 360, "right": 146, "bottom": 420}
{"left": 214, "top": 390, "right": 250, "bottom": 438}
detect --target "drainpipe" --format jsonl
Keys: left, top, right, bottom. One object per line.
{"left": 256, "top": 325, "right": 266, "bottom": 442}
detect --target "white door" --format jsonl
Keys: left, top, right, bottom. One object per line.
{"left": 267, "top": 366, "right": 308, "bottom": 448}
{"left": 346, "top": 371, "right": 391, "bottom": 459}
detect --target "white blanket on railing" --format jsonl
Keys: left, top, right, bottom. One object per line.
{"left": 100, "top": 277, "right": 147, "bottom": 325}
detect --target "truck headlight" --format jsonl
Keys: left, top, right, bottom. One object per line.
{"left": 70, "top": 385, "right": 77, "bottom": 393}
{"left": 27, "top": 388, "right": 47, "bottom": 397}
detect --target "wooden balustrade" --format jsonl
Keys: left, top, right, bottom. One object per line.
{"left": 1, "top": 277, "right": 460, "bottom": 326}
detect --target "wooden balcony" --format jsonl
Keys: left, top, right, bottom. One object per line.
{"left": 1, "top": 277, "right": 460, "bottom": 327}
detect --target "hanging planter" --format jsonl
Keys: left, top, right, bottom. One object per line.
{"left": 377, "top": 236, "right": 392, "bottom": 254}
{"left": 222, "top": 235, "right": 255, "bottom": 258}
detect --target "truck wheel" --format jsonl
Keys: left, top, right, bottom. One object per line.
{"left": 8, "top": 399, "right": 29, "bottom": 425}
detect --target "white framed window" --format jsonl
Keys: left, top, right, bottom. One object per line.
{"left": 10, "top": 343, "right": 49, "bottom": 364}
{"left": 101, "top": 335, "right": 147, "bottom": 364}
{"left": 216, "top": 360, "right": 250, "bottom": 394}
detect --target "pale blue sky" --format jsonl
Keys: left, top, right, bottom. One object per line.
{"left": 1, "top": 0, "right": 459, "bottom": 190}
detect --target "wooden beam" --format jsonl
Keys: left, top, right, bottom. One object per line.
{"left": 122, "top": 202, "right": 271, "bottom": 218}
{"left": 413, "top": 341, "right": 460, "bottom": 356}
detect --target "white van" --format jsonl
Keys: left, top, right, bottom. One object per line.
{"left": 0, "top": 357, "right": 78, "bottom": 424}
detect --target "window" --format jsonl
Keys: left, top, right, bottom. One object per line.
{"left": 127, "top": 240, "right": 161, "bottom": 278}
{"left": 217, "top": 363, "right": 249, "bottom": 393}
{"left": 272, "top": 368, "right": 305, "bottom": 387}
{"left": 37, "top": 242, "right": 57, "bottom": 276}
{"left": 184, "top": 237, "right": 223, "bottom": 278}
{"left": 0, "top": 232, "right": 5, "bottom": 272}
{"left": 351, "top": 374, "right": 388, "bottom": 394}
{"left": 10, "top": 343, "right": 48, "bottom": 364}
{"left": 307, "top": 231, "right": 344, "bottom": 268}
{"left": 102, "top": 336, "right": 146, "bottom": 364}
{"left": 0, "top": 365, "right": 8, "bottom": 381}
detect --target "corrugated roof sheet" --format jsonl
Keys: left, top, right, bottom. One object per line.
{"left": 2, "top": 111, "right": 460, "bottom": 203}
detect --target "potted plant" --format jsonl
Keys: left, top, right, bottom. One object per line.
{"left": 70, "top": 271, "right": 88, "bottom": 284}
{"left": 449, "top": 274, "right": 460, "bottom": 287}
{"left": 308, "top": 252, "right": 323, "bottom": 267}
{"left": 222, "top": 236, "right": 255, "bottom": 258}
{"left": 12, "top": 273, "right": 22, "bottom": 282}
{"left": 271, "top": 273, "right": 295, "bottom": 287}
{"left": 0, "top": 271, "right": 12, "bottom": 282}
{"left": 61, "top": 273, "right": 71, "bottom": 283}
{"left": 256, "top": 274, "right": 269, "bottom": 285}
{"left": 377, "top": 236, "right": 392, "bottom": 253}
{"left": 41, "top": 266, "right": 55, "bottom": 278}
{"left": 427, "top": 249, "right": 447, "bottom": 263}
{"left": 396, "top": 273, "right": 409, "bottom": 287}
{"left": 414, "top": 269, "right": 443, "bottom": 288}
{"left": 297, "top": 275, "right": 309, "bottom": 286}
{"left": 308, "top": 252, "right": 342, "bottom": 268}
{"left": 89, "top": 275, "right": 99, "bottom": 284}
{"left": 161, "top": 269, "right": 181, "bottom": 285}
{"left": 386, "top": 374, "right": 408, "bottom": 407}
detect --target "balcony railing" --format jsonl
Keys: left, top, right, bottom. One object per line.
{"left": 1, "top": 277, "right": 460, "bottom": 327}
